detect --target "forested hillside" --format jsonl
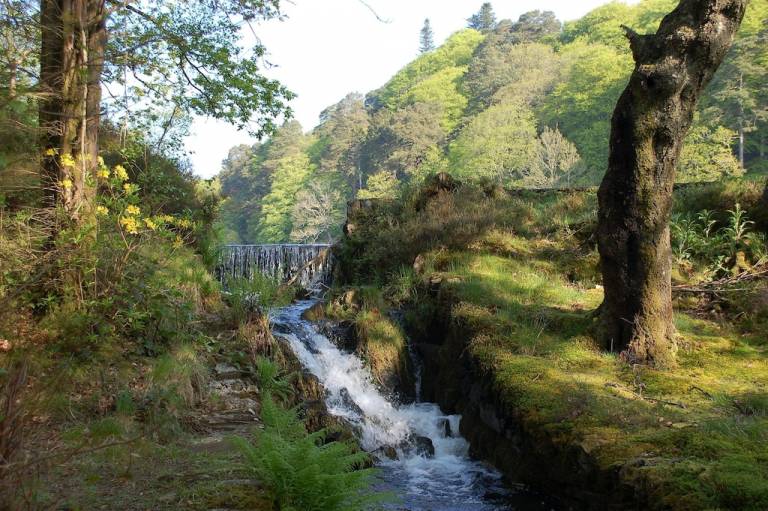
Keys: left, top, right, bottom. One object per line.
{"left": 218, "top": 0, "right": 768, "bottom": 244}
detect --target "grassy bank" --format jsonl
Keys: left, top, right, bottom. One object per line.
{"left": 335, "top": 176, "right": 768, "bottom": 509}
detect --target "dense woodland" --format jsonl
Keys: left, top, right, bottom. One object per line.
{"left": 1, "top": 0, "right": 768, "bottom": 509}
{"left": 218, "top": 0, "right": 768, "bottom": 244}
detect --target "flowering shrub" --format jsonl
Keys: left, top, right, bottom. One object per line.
{"left": 41, "top": 160, "right": 221, "bottom": 358}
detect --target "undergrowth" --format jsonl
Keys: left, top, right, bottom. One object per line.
{"left": 231, "top": 358, "right": 385, "bottom": 511}
{"left": 335, "top": 176, "right": 768, "bottom": 510}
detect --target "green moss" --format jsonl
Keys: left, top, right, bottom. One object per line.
{"left": 340, "top": 180, "right": 768, "bottom": 508}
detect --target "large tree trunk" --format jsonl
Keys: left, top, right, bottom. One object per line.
{"left": 39, "top": 0, "right": 107, "bottom": 220}
{"left": 596, "top": 0, "right": 747, "bottom": 367}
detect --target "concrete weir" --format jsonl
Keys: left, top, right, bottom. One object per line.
{"left": 216, "top": 243, "right": 333, "bottom": 289}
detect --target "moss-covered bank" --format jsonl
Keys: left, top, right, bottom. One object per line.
{"left": 333, "top": 175, "right": 768, "bottom": 510}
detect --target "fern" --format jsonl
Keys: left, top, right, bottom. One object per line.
{"left": 232, "top": 361, "right": 388, "bottom": 510}
{"left": 255, "top": 356, "right": 294, "bottom": 402}
{"left": 231, "top": 391, "right": 386, "bottom": 511}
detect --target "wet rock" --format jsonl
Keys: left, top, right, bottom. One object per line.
{"left": 301, "top": 301, "right": 326, "bottom": 321}
{"left": 319, "top": 320, "right": 359, "bottom": 352}
{"left": 337, "top": 388, "right": 364, "bottom": 416}
{"left": 413, "top": 435, "right": 435, "bottom": 458}
{"left": 373, "top": 445, "right": 399, "bottom": 461}
{"left": 438, "top": 418, "right": 453, "bottom": 437}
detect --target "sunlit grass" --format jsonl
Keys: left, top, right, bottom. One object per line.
{"left": 416, "top": 226, "right": 768, "bottom": 509}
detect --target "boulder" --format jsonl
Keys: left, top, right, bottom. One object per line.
{"left": 413, "top": 435, "right": 435, "bottom": 458}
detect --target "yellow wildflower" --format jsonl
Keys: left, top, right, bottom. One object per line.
{"left": 61, "top": 178, "right": 73, "bottom": 190}
{"left": 125, "top": 205, "right": 141, "bottom": 216}
{"left": 97, "top": 168, "right": 110, "bottom": 179}
{"left": 123, "top": 183, "right": 138, "bottom": 194}
{"left": 60, "top": 154, "right": 76, "bottom": 168}
{"left": 96, "top": 205, "right": 109, "bottom": 216}
{"left": 161, "top": 214, "right": 175, "bottom": 223}
{"left": 44, "top": 148, "right": 57, "bottom": 157}
{"left": 119, "top": 216, "right": 139, "bottom": 234}
{"left": 173, "top": 236, "right": 184, "bottom": 249}
{"left": 114, "top": 164, "right": 129, "bottom": 181}
{"left": 97, "top": 156, "right": 105, "bottom": 166}
{"left": 176, "top": 218, "right": 193, "bottom": 229}
{"left": 144, "top": 218, "right": 157, "bottom": 230}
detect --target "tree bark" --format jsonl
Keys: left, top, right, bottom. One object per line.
{"left": 596, "top": 0, "right": 747, "bottom": 367}
{"left": 39, "top": 0, "right": 107, "bottom": 220}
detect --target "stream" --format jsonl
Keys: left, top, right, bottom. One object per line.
{"left": 270, "top": 300, "right": 556, "bottom": 511}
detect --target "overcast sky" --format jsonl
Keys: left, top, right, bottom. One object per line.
{"left": 185, "top": 0, "right": 637, "bottom": 179}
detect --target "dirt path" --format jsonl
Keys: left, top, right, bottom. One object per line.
{"left": 43, "top": 363, "right": 274, "bottom": 511}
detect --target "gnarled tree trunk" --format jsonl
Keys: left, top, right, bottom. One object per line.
{"left": 39, "top": 0, "right": 107, "bottom": 220}
{"left": 597, "top": 0, "right": 747, "bottom": 366}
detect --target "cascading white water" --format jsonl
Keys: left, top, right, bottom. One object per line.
{"left": 271, "top": 300, "right": 550, "bottom": 511}
{"left": 217, "top": 244, "right": 333, "bottom": 289}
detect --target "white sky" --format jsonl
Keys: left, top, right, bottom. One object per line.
{"left": 185, "top": 0, "right": 636, "bottom": 179}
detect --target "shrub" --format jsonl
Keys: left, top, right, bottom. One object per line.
{"left": 671, "top": 203, "right": 766, "bottom": 278}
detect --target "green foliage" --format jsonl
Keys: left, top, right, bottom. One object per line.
{"left": 374, "top": 29, "right": 483, "bottom": 110}
{"left": 254, "top": 357, "right": 293, "bottom": 401}
{"left": 106, "top": 0, "right": 292, "bottom": 136}
{"left": 257, "top": 153, "right": 316, "bottom": 242}
{"left": 230, "top": 390, "right": 382, "bottom": 511}
{"left": 671, "top": 203, "right": 766, "bottom": 278}
{"left": 225, "top": 273, "right": 292, "bottom": 323}
{"left": 678, "top": 123, "right": 744, "bottom": 183}
{"left": 358, "top": 171, "right": 400, "bottom": 200}
{"left": 540, "top": 40, "right": 631, "bottom": 180}
{"left": 467, "top": 3, "right": 497, "bottom": 32}
{"left": 505, "top": 10, "right": 562, "bottom": 44}
{"left": 561, "top": 0, "right": 676, "bottom": 50}
{"left": 218, "top": 0, "right": 767, "bottom": 242}
{"left": 404, "top": 66, "right": 468, "bottom": 132}
{"left": 463, "top": 41, "right": 562, "bottom": 113}
{"left": 449, "top": 100, "right": 537, "bottom": 184}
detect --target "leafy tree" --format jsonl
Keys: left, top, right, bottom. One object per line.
{"left": 541, "top": 41, "right": 632, "bottom": 182}
{"left": 404, "top": 67, "right": 468, "bottom": 132}
{"left": 464, "top": 41, "right": 562, "bottom": 113}
{"left": 257, "top": 153, "right": 315, "bottom": 243}
{"left": 560, "top": 0, "right": 676, "bottom": 50}
{"left": 358, "top": 171, "right": 400, "bottom": 200}
{"left": 420, "top": 18, "right": 435, "bottom": 53}
{"left": 362, "top": 102, "right": 446, "bottom": 179}
{"left": 702, "top": 29, "right": 768, "bottom": 168}
{"left": 448, "top": 100, "right": 537, "bottom": 184}
{"left": 315, "top": 94, "right": 370, "bottom": 191}
{"left": 290, "top": 179, "right": 346, "bottom": 242}
{"left": 261, "top": 120, "right": 311, "bottom": 176}
{"left": 218, "top": 144, "right": 264, "bottom": 242}
{"left": 528, "top": 127, "right": 582, "bottom": 187}
{"left": 38, "top": 0, "right": 292, "bottom": 221}
{"left": 372, "top": 29, "right": 483, "bottom": 110}
{"left": 507, "top": 10, "right": 562, "bottom": 43}
{"left": 678, "top": 123, "right": 744, "bottom": 183}
{"left": 467, "top": 3, "right": 496, "bottom": 32}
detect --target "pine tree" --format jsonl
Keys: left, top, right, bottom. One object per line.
{"left": 467, "top": 3, "right": 496, "bottom": 32}
{"left": 420, "top": 18, "right": 435, "bottom": 53}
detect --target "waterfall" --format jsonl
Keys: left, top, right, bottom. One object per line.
{"left": 216, "top": 244, "right": 333, "bottom": 289}
{"left": 271, "top": 300, "right": 550, "bottom": 511}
